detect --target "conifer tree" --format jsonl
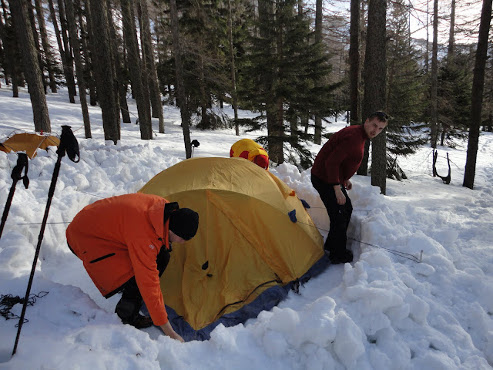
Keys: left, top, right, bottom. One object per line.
{"left": 437, "top": 52, "right": 472, "bottom": 146}
{"left": 385, "top": 0, "right": 428, "bottom": 179}
{"left": 239, "top": 0, "right": 335, "bottom": 168}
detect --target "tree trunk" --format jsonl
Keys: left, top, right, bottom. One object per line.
{"left": 81, "top": 0, "right": 97, "bottom": 106}
{"left": 47, "top": 0, "right": 75, "bottom": 102}
{"left": 103, "top": 0, "right": 121, "bottom": 138}
{"left": 121, "top": 0, "right": 152, "bottom": 140}
{"left": 227, "top": 0, "right": 239, "bottom": 136}
{"left": 362, "top": 0, "right": 387, "bottom": 193}
{"left": 349, "top": 0, "right": 360, "bottom": 126}
{"left": 447, "top": 0, "right": 455, "bottom": 61}
{"left": 0, "top": 1, "right": 19, "bottom": 94}
{"left": 170, "top": 0, "right": 192, "bottom": 158}
{"left": 106, "top": 0, "right": 130, "bottom": 124}
{"left": 429, "top": 0, "right": 439, "bottom": 148}
{"left": 138, "top": 0, "right": 164, "bottom": 133}
{"left": 9, "top": 0, "right": 51, "bottom": 132}
{"left": 313, "top": 0, "right": 322, "bottom": 144}
{"left": 57, "top": 0, "right": 77, "bottom": 102}
{"left": 26, "top": 0, "right": 46, "bottom": 93}
{"left": 34, "top": 0, "right": 57, "bottom": 93}
{"left": 65, "top": 0, "right": 91, "bottom": 138}
{"left": 463, "top": 0, "right": 492, "bottom": 189}
{"left": 88, "top": 0, "right": 119, "bottom": 143}
{"left": 258, "top": 0, "right": 282, "bottom": 164}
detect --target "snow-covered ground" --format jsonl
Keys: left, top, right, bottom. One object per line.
{"left": 0, "top": 86, "right": 492, "bottom": 369}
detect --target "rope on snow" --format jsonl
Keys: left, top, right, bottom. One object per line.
{"left": 0, "top": 291, "right": 49, "bottom": 325}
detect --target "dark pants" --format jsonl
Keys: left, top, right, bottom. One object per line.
{"left": 311, "top": 174, "right": 353, "bottom": 253}
{"left": 115, "top": 246, "right": 171, "bottom": 322}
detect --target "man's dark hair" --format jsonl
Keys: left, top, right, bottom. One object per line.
{"left": 368, "top": 111, "right": 389, "bottom": 123}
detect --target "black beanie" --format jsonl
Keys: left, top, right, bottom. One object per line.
{"left": 169, "top": 208, "right": 199, "bottom": 241}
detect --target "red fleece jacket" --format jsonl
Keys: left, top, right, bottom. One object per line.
{"left": 311, "top": 124, "right": 368, "bottom": 184}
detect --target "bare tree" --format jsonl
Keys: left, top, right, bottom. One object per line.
{"left": 463, "top": 0, "right": 492, "bottom": 189}
{"left": 9, "top": 0, "right": 51, "bottom": 132}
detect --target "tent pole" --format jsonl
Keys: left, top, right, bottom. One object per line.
{"left": 12, "top": 126, "right": 79, "bottom": 357}
{"left": 0, "top": 153, "right": 29, "bottom": 239}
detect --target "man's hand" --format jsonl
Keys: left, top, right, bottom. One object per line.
{"left": 344, "top": 180, "right": 352, "bottom": 190}
{"left": 334, "top": 185, "right": 346, "bottom": 205}
{"left": 160, "top": 321, "right": 185, "bottom": 342}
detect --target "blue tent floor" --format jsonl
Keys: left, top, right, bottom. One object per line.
{"left": 152, "top": 253, "right": 330, "bottom": 342}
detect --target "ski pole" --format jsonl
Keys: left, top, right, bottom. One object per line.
{"left": 12, "top": 126, "right": 79, "bottom": 356}
{"left": 0, "top": 153, "right": 29, "bottom": 240}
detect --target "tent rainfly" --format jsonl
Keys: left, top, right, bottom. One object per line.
{"left": 0, "top": 132, "right": 60, "bottom": 158}
{"left": 139, "top": 157, "right": 327, "bottom": 340}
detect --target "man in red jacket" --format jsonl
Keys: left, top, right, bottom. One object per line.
{"left": 66, "top": 193, "right": 199, "bottom": 342}
{"left": 311, "top": 112, "right": 388, "bottom": 264}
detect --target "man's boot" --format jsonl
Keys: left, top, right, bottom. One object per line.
{"left": 115, "top": 279, "right": 153, "bottom": 329}
{"left": 115, "top": 297, "right": 153, "bottom": 329}
{"left": 327, "top": 248, "right": 353, "bottom": 264}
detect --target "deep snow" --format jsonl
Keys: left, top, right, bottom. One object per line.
{"left": 0, "top": 86, "right": 492, "bottom": 369}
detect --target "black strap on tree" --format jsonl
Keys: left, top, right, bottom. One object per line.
{"left": 0, "top": 153, "right": 29, "bottom": 239}
{"left": 12, "top": 126, "right": 79, "bottom": 357}
{"left": 432, "top": 149, "right": 451, "bottom": 184}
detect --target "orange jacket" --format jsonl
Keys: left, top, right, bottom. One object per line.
{"left": 66, "top": 193, "right": 170, "bottom": 326}
{"left": 230, "top": 138, "right": 269, "bottom": 169}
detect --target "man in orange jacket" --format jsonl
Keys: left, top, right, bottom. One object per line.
{"left": 66, "top": 193, "right": 199, "bottom": 342}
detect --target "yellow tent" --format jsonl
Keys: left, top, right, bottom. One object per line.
{"left": 0, "top": 132, "right": 60, "bottom": 158}
{"left": 139, "top": 157, "right": 323, "bottom": 331}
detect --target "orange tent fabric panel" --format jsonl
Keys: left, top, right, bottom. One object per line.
{"left": 0, "top": 133, "right": 60, "bottom": 158}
